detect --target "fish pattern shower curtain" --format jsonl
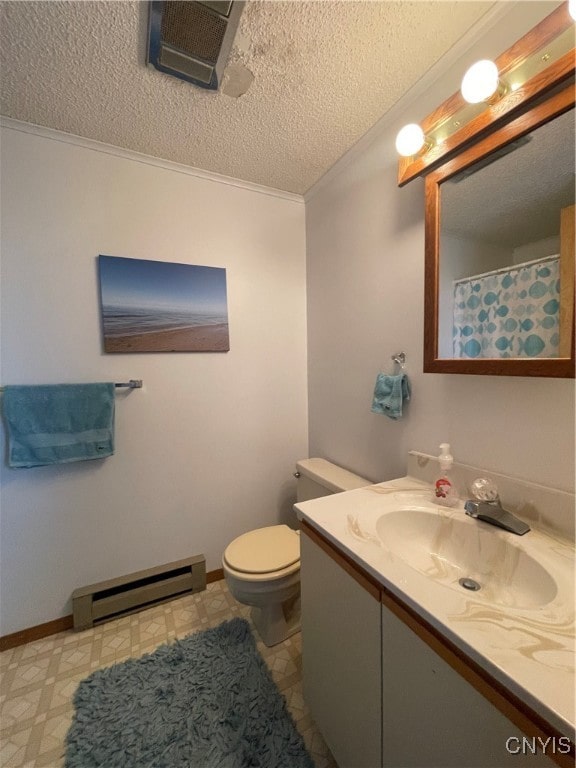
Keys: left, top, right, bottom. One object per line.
{"left": 453, "top": 255, "right": 560, "bottom": 358}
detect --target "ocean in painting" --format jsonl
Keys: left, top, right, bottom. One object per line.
{"left": 102, "top": 305, "right": 228, "bottom": 338}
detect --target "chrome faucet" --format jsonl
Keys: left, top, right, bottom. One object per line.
{"left": 464, "top": 499, "right": 530, "bottom": 536}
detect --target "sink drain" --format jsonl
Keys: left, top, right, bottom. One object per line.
{"left": 459, "top": 577, "right": 481, "bottom": 592}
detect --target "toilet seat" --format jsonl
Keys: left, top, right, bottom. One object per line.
{"left": 223, "top": 525, "right": 300, "bottom": 576}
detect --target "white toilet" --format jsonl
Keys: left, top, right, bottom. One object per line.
{"left": 222, "top": 458, "right": 370, "bottom": 646}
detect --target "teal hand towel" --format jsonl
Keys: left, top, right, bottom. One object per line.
{"left": 371, "top": 373, "right": 411, "bottom": 420}
{"left": 2, "top": 383, "right": 115, "bottom": 467}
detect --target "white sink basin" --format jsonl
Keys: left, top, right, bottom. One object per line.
{"left": 375, "top": 508, "right": 558, "bottom": 609}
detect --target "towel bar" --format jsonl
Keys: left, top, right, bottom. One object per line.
{"left": 115, "top": 380, "right": 143, "bottom": 389}
{"left": 0, "top": 379, "right": 143, "bottom": 391}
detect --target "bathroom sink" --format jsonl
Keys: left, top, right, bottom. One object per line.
{"left": 375, "top": 508, "right": 557, "bottom": 609}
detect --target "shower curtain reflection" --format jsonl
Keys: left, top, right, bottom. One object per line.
{"left": 452, "top": 255, "right": 560, "bottom": 359}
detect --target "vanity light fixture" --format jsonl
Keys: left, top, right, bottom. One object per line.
{"left": 395, "top": 3, "right": 574, "bottom": 173}
{"left": 460, "top": 60, "right": 504, "bottom": 104}
{"left": 395, "top": 123, "right": 432, "bottom": 157}
{"left": 394, "top": 60, "right": 506, "bottom": 157}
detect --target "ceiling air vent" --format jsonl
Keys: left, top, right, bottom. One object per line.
{"left": 147, "top": 1, "right": 244, "bottom": 91}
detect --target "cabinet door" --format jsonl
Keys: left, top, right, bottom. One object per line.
{"left": 301, "top": 530, "right": 382, "bottom": 768}
{"left": 381, "top": 601, "right": 557, "bottom": 768}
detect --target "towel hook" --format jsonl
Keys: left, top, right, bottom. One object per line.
{"left": 391, "top": 352, "right": 406, "bottom": 370}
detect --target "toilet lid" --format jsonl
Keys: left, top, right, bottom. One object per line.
{"left": 224, "top": 525, "right": 300, "bottom": 574}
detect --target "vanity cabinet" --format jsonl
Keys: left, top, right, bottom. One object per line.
{"left": 380, "top": 596, "right": 556, "bottom": 768}
{"left": 301, "top": 522, "right": 565, "bottom": 768}
{"left": 300, "top": 526, "right": 382, "bottom": 768}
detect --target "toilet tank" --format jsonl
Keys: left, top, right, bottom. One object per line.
{"left": 295, "top": 458, "right": 371, "bottom": 502}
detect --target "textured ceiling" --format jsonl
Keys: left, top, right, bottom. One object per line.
{"left": 443, "top": 108, "right": 575, "bottom": 247}
{"left": 0, "top": 1, "right": 495, "bottom": 194}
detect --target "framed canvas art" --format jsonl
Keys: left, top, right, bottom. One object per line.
{"left": 98, "top": 255, "right": 229, "bottom": 353}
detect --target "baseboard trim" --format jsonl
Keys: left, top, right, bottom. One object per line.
{"left": 0, "top": 568, "right": 225, "bottom": 651}
{"left": 0, "top": 615, "right": 74, "bottom": 652}
{"left": 207, "top": 568, "right": 224, "bottom": 583}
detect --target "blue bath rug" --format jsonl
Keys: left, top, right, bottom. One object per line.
{"left": 64, "top": 617, "right": 313, "bottom": 768}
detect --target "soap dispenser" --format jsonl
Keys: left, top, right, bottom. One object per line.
{"left": 433, "top": 443, "right": 458, "bottom": 507}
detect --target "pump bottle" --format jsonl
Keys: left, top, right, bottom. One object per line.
{"left": 432, "top": 443, "right": 458, "bottom": 507}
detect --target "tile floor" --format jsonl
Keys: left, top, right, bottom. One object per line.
{"left": 0, "top": 580, "right": 338, "bottom": 768}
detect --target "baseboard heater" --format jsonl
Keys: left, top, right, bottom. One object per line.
{"left": 72, "top": 555, "right": 206, "bottom": 631}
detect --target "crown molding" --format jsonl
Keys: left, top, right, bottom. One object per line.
{"left": 0, "top": 116, "right": 304, "bottom": 204}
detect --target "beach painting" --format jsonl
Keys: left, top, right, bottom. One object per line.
{"left": 98, "top": 255, "right": 230, "bottom": 353}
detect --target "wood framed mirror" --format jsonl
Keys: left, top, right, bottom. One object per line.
{"left": 401, "top": 3, "right": 576, "bottom": 377}
{"left": 424, "top": 84, "right": 575, "bottom": 377}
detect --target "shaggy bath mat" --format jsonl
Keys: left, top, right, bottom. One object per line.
{"left": 64, "top": 617, "right": 314, "bottom": 768}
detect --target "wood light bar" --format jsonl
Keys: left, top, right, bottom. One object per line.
{"left": 397, "top": 3, "right": 575, "bottom": 186}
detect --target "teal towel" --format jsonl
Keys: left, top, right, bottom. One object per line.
{"left": 371, "top": 373, "right": 411, "bottom": 420}
{"left": 2, "top": 383, "right": 115, "bottom": 468}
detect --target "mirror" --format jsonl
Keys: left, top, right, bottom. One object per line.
{"left": 424, "top": 85, "right": 575, "bottom": 377}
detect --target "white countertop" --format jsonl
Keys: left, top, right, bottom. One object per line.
{"left": 295, "top": 476, "right": 575, "bottom": 741}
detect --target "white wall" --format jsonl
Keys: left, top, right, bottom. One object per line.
{"left": 1, "top": 1, "right": 573, "bottom": 637}
{"left": 0, "top": 125, "right": 308, "bottom": 634}
{"left": 305, "top": 3, "right": 575, "bottom": 494}
{"left": 513, "top": 236, "right": 560, "bottom": 263}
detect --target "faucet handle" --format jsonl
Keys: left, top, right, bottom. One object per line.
{"left": 470, "top": 477, "right": 499, "bottom": 503}
{"left": 464, "top": 500, "right": 481, "bottom": 517}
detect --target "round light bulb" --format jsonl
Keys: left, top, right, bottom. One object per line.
{"left": 569, "top": 0, "right": 576, "bottom": 20}
{"left": 461, "top": 60, "right": 500, "bottom": 104}
{"left": 395, "top": 123, "right": 425, "bottom": 157}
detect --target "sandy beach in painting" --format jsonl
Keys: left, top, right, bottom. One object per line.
{"left": 104, "top": 323, "right": 229, "bottom": 352}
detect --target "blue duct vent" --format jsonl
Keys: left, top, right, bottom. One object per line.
{"left": 147, "top": 1, "right": 244, "bottom": 91}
